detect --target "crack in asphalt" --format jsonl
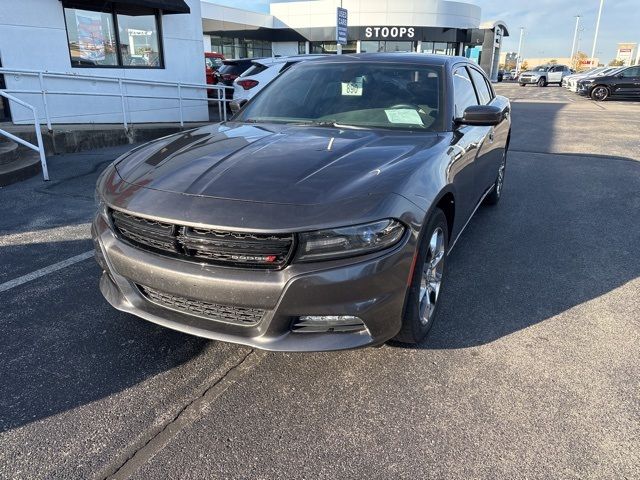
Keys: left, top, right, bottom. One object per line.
{"left": 99, "top": 348, "right": 265, "bottom": 480}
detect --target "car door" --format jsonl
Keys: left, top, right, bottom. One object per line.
{"left": 449, "top": 65, "right": 486, "bottom": 231}
{"left": 547, "top": 66, "right": 561, "bottom": 83}
{"left": 612, "top": 66, "right": 640, "bottom": 96}
{"left": 468, "top": 67, "right": 506, "bottom": 195}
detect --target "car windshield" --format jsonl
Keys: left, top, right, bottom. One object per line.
{"left": 532, "top": 65, "right": 551, "bottom": 71}
{"left": 236, "top": 61, "right": 444, "bottom": 131}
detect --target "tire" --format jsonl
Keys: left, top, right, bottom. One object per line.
{"left": 590, "top": 85, "right": 610, "bottom": 101}
{"left": 537, "top": 77, "right": 547, "bottom": 87}
{"left": 519, "top": 83, "right": 526, "bottom": 87}
{"left": 394, "top": 209, "right": 449, "bottom": 344}
{"left": 484, "top": 149, "right": 507, "bottom": 205}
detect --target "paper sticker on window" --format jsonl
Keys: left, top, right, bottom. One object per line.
{"left": 341, "top": 77, "right": 363, "bottom": 96}
{"left": 384, "top": 109, "right": 424, "bottom": 125}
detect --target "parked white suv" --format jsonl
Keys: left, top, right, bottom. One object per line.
{"left": 230, "top": 55, "right": 327, "bottom": 114}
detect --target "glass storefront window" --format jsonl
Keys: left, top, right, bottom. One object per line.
{"left": 210, "top": 36, "right": 272, "bottom": 59}
{"left": 360, "top": 41, "right": 415, "bottom": 53}
{"left": 422, "top": 42, "right": 458, "bottom": 56}
{"left": 117, "top": 12, "right": 161, "bottom": 67}
{"left": 64, "top": 5, "right": 163, "bottom": 68}
{"left": 310, "top": 41, "right": 356, "bottom": 54}
{"left": 64, "top": 8, "right": 119, "bottom": 66}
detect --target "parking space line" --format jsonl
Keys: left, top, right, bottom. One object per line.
{"left": 0, "top": 251, "right": 94, "bottom": 293}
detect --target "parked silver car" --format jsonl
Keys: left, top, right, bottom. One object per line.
{"left": 519, "top": 65, "right": 572, "bottom": 87}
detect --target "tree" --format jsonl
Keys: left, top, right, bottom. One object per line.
{"left": 572, "top": 51, "right": 589, "bottom": 71}
{"left": 608, "top": 59, "right": 624, "bottom": 66}
{"left": 549, "top": 59, "right": 558, "bottom": 65}
{"left": 521, "top": 61, "right": 529, "bottom": 71}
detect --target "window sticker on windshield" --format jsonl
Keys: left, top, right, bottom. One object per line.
{"left": 384, "top": 109, "right": 424, "bottom": 125}
{"left": 341, "top": 77, "right": 364, "bottom": 96}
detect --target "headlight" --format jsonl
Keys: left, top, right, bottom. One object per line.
{"left": 295, "top": 219, "right": 405, "bottom": 262}
{"left": 94, "top": 166, "right": 110, "bottom": 218}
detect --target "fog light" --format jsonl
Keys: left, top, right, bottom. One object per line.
{"left": 293, "top": 316, "right": 366, "bottom": 333}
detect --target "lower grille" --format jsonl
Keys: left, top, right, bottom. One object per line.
{"left": 138, "top": 285, "right": 264, "bottom": 325}
{"left": 110, "top": 209, "right": 294, "bottom": 269}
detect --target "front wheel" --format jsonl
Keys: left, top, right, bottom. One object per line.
{"left": 591, "top": 85, "right": 610, "bottom": 101}
{"left": 537, "top": 77, "right": 547, "bottom": 87}
{"left": 394, "top": 209, "right": 448, "bottom": 344}
{"left": 519, "top": 83, "right": 526, "bottom": 87}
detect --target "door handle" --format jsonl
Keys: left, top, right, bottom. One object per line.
{"left": 488, "top": 132, "right": 495, "bottom": 142}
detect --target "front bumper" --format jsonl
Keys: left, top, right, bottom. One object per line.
{"left": 92, "top": 213, "right": 414, "bottom": 352}
{"left": 519, "top": 76, "right": 540, "bottom": 84}
{"left": 576, "top": 83, "right": 592, "bottom": 95}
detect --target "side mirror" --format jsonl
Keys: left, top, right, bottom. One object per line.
{"left": 456, "top": 105, "right": 504, "bottom": 127}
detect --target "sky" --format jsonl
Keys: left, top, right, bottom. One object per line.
{"left": 203, "top": 0, "right": 640, "bottom": 62}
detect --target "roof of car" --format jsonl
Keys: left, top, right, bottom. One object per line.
{"left": 307, "top": 53, "right": 470, "bottom": 67}
{"left": 251, "top": 54, "right": 330, "bottom": 66}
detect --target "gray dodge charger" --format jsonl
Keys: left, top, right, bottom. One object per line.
{"left": 92, "top": 53, "right": 511, "bottom": 351}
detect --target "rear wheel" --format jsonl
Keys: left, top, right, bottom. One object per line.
{"left": 537, "top": 77, "right": 547, "bottom": 87}
{"left": 591, "top": 85, "right": 610, "bottom": 101}
{"left": 484, "top": 150, "right": 507, "bottom": 205}
{"left": 395, "top": 209, "right": 448, "bottom": 344}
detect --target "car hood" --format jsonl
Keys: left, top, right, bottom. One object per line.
{"left": 521, "top": 70, "right": 545, "bottom": 75}
{"left": 114, "top": 122, "right": 445, "bottom": 206}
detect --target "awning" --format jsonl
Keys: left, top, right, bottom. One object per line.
{"left": 60, "top": 0, "right": 190, "bottom": 15}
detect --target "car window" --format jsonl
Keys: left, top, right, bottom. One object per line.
{"left": 281, "top": 61, "right": 301, "bottom": 73}
{"left": 468, "top": 68, "right": 492, "bottom": 105}
{"left": 237, "top": 62, "right": 445, "bottom": 131}
{"left": 620, "top": 67, "right": 640, "bottom": 77}
{"left": 453, "top": 66, "right": 478, "bottom": 117}
{"left": 240, "top": 63, "right": 269, "bottom": 78}
{"left": 205, "top": 57, "right": 223, "bottom": 69}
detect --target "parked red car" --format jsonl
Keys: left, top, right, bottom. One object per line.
{"left": 205, "top": 52, "right": 225, "bottom": 85}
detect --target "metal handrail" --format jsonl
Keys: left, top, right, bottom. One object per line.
{"left": 0, "top": 91, "right": 49, "bottom": 181}
{"left": 0, "top": 67, "right": 232, "bottom": 130}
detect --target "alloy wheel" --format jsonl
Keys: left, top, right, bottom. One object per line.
{"left": 419, "top": 227, "right": 445, "bottom": 325}
{"left": 496, "top": 156, "right": 506, "bottom": 197}
{"left": 592, "top": 86, "right": 609, "bottom": 101}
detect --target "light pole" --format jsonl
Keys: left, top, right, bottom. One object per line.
{"left": 590, "top": 0, "right": 604, "bottom": 65}
{"left": 570, "top": 15, "right": 581, "bottom": 66}
{"left": 516, "top": 27, "right": 525, "bottom": 75}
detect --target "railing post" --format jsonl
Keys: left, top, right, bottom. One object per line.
{"left": 30, "top": 106, "right": 49, "bottom": 181}
{"left": 178, "top": 83, "right": 184, "bottom": 128}
{"left": 118, "top": 78, "right": 128, "bottom": 131}
{"left": 38, "top": 72, "right": 52, "bottom": 132}
{"left": 216, "top": 86, "right": 222, "bottom": 121}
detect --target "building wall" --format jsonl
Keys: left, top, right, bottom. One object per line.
{"left": 270, "top": 0, "right": 482, "bottom": 33}
{"left": 0, "top": 0, "right": 208, "bottom": 125}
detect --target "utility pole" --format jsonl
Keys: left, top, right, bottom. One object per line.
{"left": 516, "top": 27, "right": 525, "bottom": 75}
{"left": 590, "top": 0, "right": 604, "bottom": 65}
{"left": 570, "top": 15, "right": 581, "bottom": 67}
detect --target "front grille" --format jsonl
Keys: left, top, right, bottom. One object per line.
{"left": 138, "top": 284, "right": 264, "bottom": 325}
{"left": 111, "top": 209, "right": 294, "bottom": 269}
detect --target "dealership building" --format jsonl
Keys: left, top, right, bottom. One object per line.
{"left": 0, "top": 0, "right": 507, "bottom": 126}
{"left": 203, "top": 0, "right": 509, "bottom": 81}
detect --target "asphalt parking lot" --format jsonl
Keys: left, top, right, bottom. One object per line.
{"left": 1, "top": 83, "right": 639, "bottom": 479}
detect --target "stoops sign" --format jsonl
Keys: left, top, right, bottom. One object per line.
{"left": 337, "top": 7, "right": 348, "bottom": 45}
